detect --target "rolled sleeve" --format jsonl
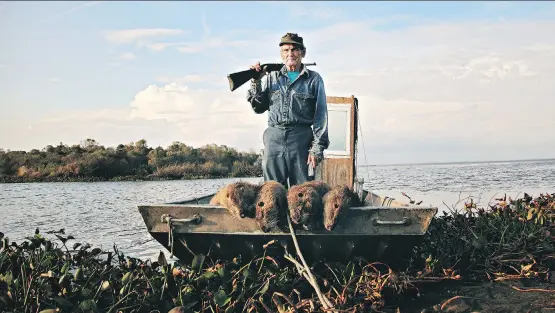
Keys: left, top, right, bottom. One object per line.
{"left": 246, "top": 75, "right": 269, "bottom": 114}
{"left": 309, "top": 77, "right": 329, "bottom": 159}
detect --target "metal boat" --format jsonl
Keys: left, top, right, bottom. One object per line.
{"left": 137, "top": 95, "right": 438, "bottom": 268}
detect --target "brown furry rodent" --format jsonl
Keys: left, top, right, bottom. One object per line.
{"left": 254, "top": 180, "right": 287, "bottom": 232}
{"left": 287, "top": 184, "right": 323, "bottom": 230}
{"left": 210, "top": 181, "right": 260, "bottom": 218}
{"left": 210, "top": 185, "right": 230, "bottom": 206}
{"left": 228, "top": 181, "right": 260, "bottom": 218}
{"left": 323, "top": 185, "right": 360, "bottom": 231}
{"left": 301, "top": 180, "right": 331, "bottom": 198}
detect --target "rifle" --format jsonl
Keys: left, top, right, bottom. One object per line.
{"left": 227, "top": 62, "right": 316, "bottom": 92}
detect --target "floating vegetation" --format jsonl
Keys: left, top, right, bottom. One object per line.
{"left": 1, "top": 192, "right": 554, "bottom": 313}
{"left": 410, "top": 192, "right": 555, "bottom": 282}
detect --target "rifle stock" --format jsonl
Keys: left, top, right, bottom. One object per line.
{"left": 227, "top": 62, "right": 316, "bottom": 92}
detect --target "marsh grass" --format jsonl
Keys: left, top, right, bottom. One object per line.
{"left": 1, "top": 192, "right": 553, "bottom": 313}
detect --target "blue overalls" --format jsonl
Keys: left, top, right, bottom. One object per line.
{"left": 247, "top": 64, "right": 329, "bottom": 188}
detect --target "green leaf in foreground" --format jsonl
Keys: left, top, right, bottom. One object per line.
{"left": 192, "top": 254, "right": 205, "bottom": 273}
{"left": 53, "top": 296, "right": 73, "bottom": 309}
{"left": 79, "top": 299, "right": 97, "bottom": 311}
{"left": 213, "top": 289, "right": 231, "bottom": 307}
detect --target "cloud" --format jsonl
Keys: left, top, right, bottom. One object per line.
{"left": 226, "top": 17, "right": 555, "bottom": 163}
{"left": 138, "top": 42, "right": 187, "bottom": 52}
{"left": 524, "top": 44, "right": 555, "bottom": 52}
{"left": 48, "top": 77, "right": 62, "bottom": 83}
{"left": 37, "top": 108, "right": 130, "bottom": 125}
{"left": 103, "top": 28, "right": 201, "bottom": 54}
{"left": 14, "top": 81, "right": 266, "bottom": 153}
{"left": 102, "top": 20, "right": 255, "bottom": 54}
{"left": 102, "top": 15, "right": 249, "bottom": 54}
{"left": 2, "top": 107, "right": 142, "bottom": 151}
{"left": 104, "top": 51, "right": 137, "bottom": 68}
{"left": 127, "top": 82, "right": 266, "bottom": 150}
{"left": 201, "top": 12, "right": 210, "bottom": 37}
{"left": 155, "top": 75, "right": 203, "bottom": 84}
{"left": 104, "top": 28, "right": 186, "bottom": 44}
{"left": 119, "top": 52, "right": 136, "bottom": 60}
{"left": 176, "top": 38, "right": 248, "bottom": 54}
{"left": 11, "top": 118, "right": 185, "bottom": 152}
{"left": 38, "top": 1, "right": 102, "bottom": 25}
{"left": 6, "top": 15, "right": 555, "bottom": 164}
{"left": 313, "top": 20, "right": 555, "bottom": 163}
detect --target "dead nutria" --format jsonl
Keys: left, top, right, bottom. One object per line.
{"left": 227, "top": 181, "right": 260, "bottom": 218}
{"left": 255, "top": 180, "right": 287, "bottom": 232}
{"left": 209, "top": 185, "right": 230, "bottom": 206}
{"left": 287, "top": 184, "right": 323, "bottom": 231}
{"left": 210, "top": 181, "right": 260, "bottom": 219}
{"left": 323, "top": 185, "right": 360, "bottom": 231}
{"left": 301, "top": 180, "right": 331, "bottom": 198}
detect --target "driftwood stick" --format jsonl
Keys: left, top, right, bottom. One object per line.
{"left": 511, "top": 286, "right": 555, "bottom": 293}
{"left": 440, "top": 296, "right": 471, "bottom": 311}
{"left": 286, "top": 212, "right": 335, "bottom": 310}
{"left": 284, "top": 254, "right": 331, "bottom": 304}
{"left": 285, "top": 247, "right": 333, "bottom": 310}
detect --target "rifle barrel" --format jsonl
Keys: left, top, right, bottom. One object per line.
{"left": 227, "top": 62, "right": 317, "bottom": 92}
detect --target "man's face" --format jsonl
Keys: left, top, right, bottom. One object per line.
{"left": 280, "top": 44, "right": 304, "bottom": 68}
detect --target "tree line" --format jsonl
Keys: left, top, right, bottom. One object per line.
{"left": 0, "top": 139, "right": 263, "bottom": 183}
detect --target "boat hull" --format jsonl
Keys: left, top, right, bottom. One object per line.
{"left": 138, "top": 190, "right": 437, "bottom": 268}
{"left": 146, "top": 231, "right": 424, "bottom": 268}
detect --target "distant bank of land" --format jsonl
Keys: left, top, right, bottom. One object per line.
{"left": 0, "top": 139, "right": 262, "bottom": 183}
{"left": 2, "top": 138, "right": 553, "bottom": 183}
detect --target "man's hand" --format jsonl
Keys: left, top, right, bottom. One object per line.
{"left": 250, "top": 61, "right": 267, "bottom": 81}
{"left": 250, "top": 61, "right": 262, "bottom": 72}
{"left": 307, "top": 154, "right": 317, "bottom": 170}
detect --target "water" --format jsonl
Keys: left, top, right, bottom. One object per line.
{"left": 0, "top": 177, "right": 261, "bottom": 261}
{"left": 360, "top": 159, "right": 554, "bottom": 210}
{"left": 1, "top": 159, "right": 554, "bottom": 261}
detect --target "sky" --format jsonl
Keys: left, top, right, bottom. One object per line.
{"left": 1, "top": 1, "right": 554, "bottom": 165}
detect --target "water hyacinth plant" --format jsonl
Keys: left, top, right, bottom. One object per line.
{"left": 410, "top": 192, "right": 555, "bottom": 281}
{"left": 0, "top": 192, "right": 553, "bottom": 313}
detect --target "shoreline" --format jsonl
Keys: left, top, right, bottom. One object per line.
{"left": 0, "top": 139, "right": 264, "bottom": 185}
{"left": 0, "top": 174, "right": 262, "bottom": 184}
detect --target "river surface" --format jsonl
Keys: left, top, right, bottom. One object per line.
{"left": 1, "top": 159, "right": 554, "bottom": 261}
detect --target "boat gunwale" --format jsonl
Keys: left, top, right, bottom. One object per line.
{"left": 138, "top": 191, "right": 438, "bottom": 237}
{"left": 138, "top": 203, "right": 437, "bottom": 211}
{"left": 153, "top": 190, "right": 437, "bottom": 210}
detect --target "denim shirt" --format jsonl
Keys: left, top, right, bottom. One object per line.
{"left": 246, "top": 64, "right": 329, "bottom": 158}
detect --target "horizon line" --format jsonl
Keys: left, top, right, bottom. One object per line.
{"left": 359, "top": 157, "right": 555, "bottom": 167}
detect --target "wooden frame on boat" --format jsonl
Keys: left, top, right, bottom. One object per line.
{"left": 315, "top": 96, "right": 358, "bottom": 190}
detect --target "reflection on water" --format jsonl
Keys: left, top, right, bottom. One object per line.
{"left": 1, "top": 159, "right": 553, "bottom": 261}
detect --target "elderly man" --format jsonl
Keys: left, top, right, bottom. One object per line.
{"left": 247, "top": 32, "right": 329, "bottom": 188}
